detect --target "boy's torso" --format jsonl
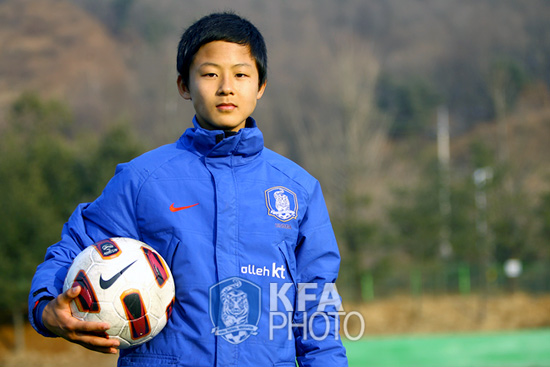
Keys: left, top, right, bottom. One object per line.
{"left": 116, "top": 128, "right": 314, "bottom": 366}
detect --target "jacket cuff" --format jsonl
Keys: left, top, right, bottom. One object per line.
{"left": 32, "top": 297, "right": 58, "bottom": 338}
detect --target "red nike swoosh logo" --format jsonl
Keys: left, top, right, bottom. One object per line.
{"left": 169, "top": 203, "right": 199, "bottom": 212}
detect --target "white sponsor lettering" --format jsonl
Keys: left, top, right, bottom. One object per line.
{"left": 241, "top": 262, "right": 286, "bottom": 279}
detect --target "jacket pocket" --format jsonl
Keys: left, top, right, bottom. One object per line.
{"left": 275, "top": 241, "right": 298, "bottom": 316}
{"left": 277, "top": 241, "right": 297, "bottom": 285}
{"left": 118, "top": 353, "right": 179, "bottom": 366}
{"left": 274, "top": 362, "right": 296, "bottom": 367}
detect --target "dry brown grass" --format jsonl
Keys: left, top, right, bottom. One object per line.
{"left": 0, "top": 323, "right": 118, "bottom": 367}
{"left": 1, "top": 293, "right": 549, "bottom": 367}
{"left": 344, "top": 292, "right": 550, "bottom": 336}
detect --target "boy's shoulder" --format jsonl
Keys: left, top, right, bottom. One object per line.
{"left": 261, "top": 147, "right": 318, "bottom": 191}
{"left": 130, "top": 141, "right": 178, "bottom": 163}
{"left": 131, "top": 142, "right": 182, "bottom": 165}
{"left": 118, "top": 142, "right": 190, "bottom": 180}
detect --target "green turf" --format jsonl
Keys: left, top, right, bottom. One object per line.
{"left": 343, "top": 329, "right": 550, "bottom": 367}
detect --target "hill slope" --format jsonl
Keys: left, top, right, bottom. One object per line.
{"left": 0, "top": 0, "right": 130, "bottom": 128}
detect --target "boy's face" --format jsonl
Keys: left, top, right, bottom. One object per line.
{"left": 177, "top": 41, "right": 266, "bottom": 132}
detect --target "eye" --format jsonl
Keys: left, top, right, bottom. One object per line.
{"left": 235, "top": 73, "right": 249, "bottom": 78}
{"left": 202, "top": 73, "right": 217, "bottom": 78}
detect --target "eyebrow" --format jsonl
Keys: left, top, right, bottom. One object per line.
{"left": 198, "top": 62, "right": 254, "bottom": 69}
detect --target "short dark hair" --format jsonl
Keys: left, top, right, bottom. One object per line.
{"left": 177, "top": 12, "right": 268, "bottom": 89}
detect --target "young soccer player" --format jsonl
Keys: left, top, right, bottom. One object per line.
{"left": 29, "top": 12, "right": 348, "bottom": 366}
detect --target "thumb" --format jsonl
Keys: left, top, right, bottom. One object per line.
{"left": 65, "top": 284, "right": 81, "bottom": 300}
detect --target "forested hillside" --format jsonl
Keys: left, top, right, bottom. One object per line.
{"left": 1, "top": 0, "right": 550, "bottom": 313}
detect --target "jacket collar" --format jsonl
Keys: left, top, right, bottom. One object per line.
{"left": 178, "top": 116, "right": 264, "bottom": 158}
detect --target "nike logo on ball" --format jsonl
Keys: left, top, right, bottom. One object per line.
{"left": 169, "top": 203, "right": 198, "bottom": 212}
{"left": 99, "top": 260, "right": 137, "bottom": 289}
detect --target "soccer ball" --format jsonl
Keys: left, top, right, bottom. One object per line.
{"left": 63, "top": 237, "right": 175, "bottom": 349}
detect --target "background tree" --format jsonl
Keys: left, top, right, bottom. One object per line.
{"left": 0, "top": 93, "right": 78, "bottom": 350}
{"left": 0, "top": 93, "right": 145, "bottom": 351}
{"left": 267, "top": 34, "right": 389, "bottom": 300}
{"left": 375, "top": 75, "right": 441, "bottom": 139}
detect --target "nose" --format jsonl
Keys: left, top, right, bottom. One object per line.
{"left": 217, "top": 75, "right": 234, "bottom": 95}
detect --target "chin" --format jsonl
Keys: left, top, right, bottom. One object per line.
{"left": 198, "top": 115, "right": 246, "bottom": 131}
{"left": 213, "top": 121, "right": 245, "bottom": 131}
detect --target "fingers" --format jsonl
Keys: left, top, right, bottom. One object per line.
{"left": 42, "top": 292, "right": 120, "bottom": 354}
{"left": 72, "top": 317, "right": 111, "bottom": 335}
{"left": 63, "top": 318, "right": 119, "bottom": 341}
{"left": 74, "top": 332, "right": 120, "bottom": 354}
{"left": 81, "top": 344, "right": 119, "bottom": 355}
{"left": 60, "top": 320, "right": 120, "bottom": 354}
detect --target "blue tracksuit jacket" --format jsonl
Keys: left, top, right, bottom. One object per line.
{"left": 29, "top": 117, "right": 348, "bottom": 366}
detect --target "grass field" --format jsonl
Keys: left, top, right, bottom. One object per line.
{"left": 344, "top": 329, "right": 550, "bottom": 367}
{"left": 2, "top": 293, "right": 550, "bottom": 367}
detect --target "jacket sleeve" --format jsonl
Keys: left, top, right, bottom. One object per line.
{"left": 293, "top": 181, "right": 348, "bottom": 367}
{"left": 28, "top": 162, "right": 143, "bottom": 337}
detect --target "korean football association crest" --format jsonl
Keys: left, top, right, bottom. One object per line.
{"left": 209, "top": 277, "right": 261, "bottom": 344}
{"left": 265, "top": 186, "right": 298, "bottom": 222}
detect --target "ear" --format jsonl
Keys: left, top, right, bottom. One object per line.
{"left": 177, "top": 75, "right": 192, "bottom": 100}
{"left": 256, "top": 81, "right": 267, "bottom": 100}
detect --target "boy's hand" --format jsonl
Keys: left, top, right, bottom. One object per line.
{"left": 42, "top": 285, "right": 120, "bottom": 354}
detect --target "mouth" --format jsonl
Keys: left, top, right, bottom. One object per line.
{"left": 216, "top": 103, "right": 237, "bottom": 111}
